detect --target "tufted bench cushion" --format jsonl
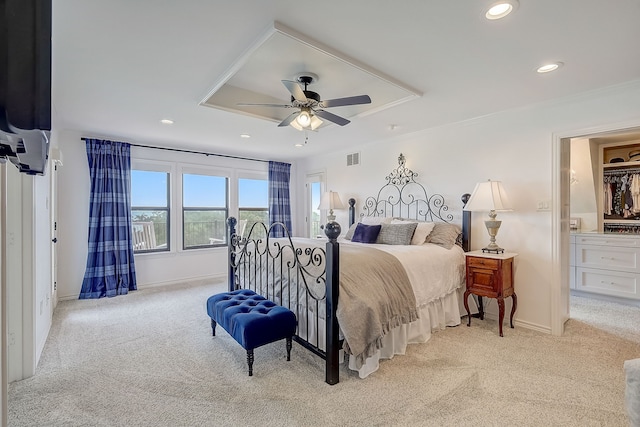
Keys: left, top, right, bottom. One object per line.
{"left": 206, "top": 289, "right": 297, "bottom": 376}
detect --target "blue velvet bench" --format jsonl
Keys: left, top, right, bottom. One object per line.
{"left": 206, "top": 289, "right": 297, "bottom": 376}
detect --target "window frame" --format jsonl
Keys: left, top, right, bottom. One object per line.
{"left": 237, "top": 175, "right": 269, "bottom": 238}
{"left": 181, "top": 167, "right": 229, "bottom": 250}
{"left": 130, "top": 160, "right": 172, "bottom": 254}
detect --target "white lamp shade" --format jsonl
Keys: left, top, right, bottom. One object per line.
{"left": 310, "top": 115, "right": 323, "bottom": 130}
{"left": 318, "top": 191, "right": 345, "bottom": 210}
{"left": 464, "top": 180, "right": 513, "bottom": 212}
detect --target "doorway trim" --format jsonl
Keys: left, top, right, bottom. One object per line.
{"left": 551, "top": 118, "right": 640, "bottom": 335}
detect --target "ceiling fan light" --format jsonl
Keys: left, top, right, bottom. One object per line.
{"left": 289, "top": 120, "right": 303, "bottom": 131}
{"left": 310, "top": 115, "right": 323, "bottom": 130}
{"left": 296, "top": 110, "right": 311, "bottom": 127}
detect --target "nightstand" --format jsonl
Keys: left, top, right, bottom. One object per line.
{"left": 463, "top": 250, "right": 518, "bottom": 337}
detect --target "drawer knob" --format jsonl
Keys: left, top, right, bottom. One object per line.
{"left": 600, "top": 280, "right": 620, "bottom": 286}
{"left": 600, "top": 256, "right": 615, "bottom": 260}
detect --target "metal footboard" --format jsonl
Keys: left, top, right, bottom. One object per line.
{"left": 227, "top": 217, "right": 341, "bottom": 384}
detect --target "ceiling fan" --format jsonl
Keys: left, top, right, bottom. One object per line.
{"left": 238, "top": 74, "right": 371, "bottom": 131}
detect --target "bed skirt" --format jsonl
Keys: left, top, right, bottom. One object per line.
{"left": 291, "top": 287, "right": 477, "bottom": 379}
{"left": 349, "top": 287, "right": 469, "bottom": 378}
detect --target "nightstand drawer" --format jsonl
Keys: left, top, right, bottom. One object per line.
{"left": 467, "top": 257, "right": 499, "bottom": 270}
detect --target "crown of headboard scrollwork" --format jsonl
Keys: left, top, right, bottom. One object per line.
{"left": 361, "top": 153, "right": 453, "bottom": 223}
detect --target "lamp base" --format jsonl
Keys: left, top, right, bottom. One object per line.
{"left": 482, "top": 246, "right": 505, "bottom": 254}
{"left": 483, "top": 216, "right": 505, "bottom": 254}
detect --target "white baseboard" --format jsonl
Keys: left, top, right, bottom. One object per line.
{"left": 57, "top": 273, "right": 227, "bottom": 301}
{"left": 481, "top": 312, "right": 551, "bottom": 334}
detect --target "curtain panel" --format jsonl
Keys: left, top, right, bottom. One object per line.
{"left": 268, "top": 161, "right": 292, "bottom": 237}
{"left": 79, "top": 139, "right": 137, "bottom": 299}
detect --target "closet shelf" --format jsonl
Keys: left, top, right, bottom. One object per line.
{"left": 604, "top": 161, "right": 640, "bottom": 168}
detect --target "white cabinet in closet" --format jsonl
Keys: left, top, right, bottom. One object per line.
{"left": 571, "top": 233, "right": 640, "bottom": 300}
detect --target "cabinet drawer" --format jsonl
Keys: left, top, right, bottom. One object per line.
{"left": 575, "top": 244, "right": 640, "bottom": 273}
{"left": 467, "top": 257, "right": 499, "bottom": 270}
{"left": 575, "top": 267, "right": 640, "bottom": 299}
{"left": 575, "top": 235, "right": 640, "bottom": 248}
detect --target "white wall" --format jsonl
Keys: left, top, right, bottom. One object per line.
{"left": 55, "top": 131, "right": 286, "bottom": 299}
{"left": 295, "top": 80, "right": 640, "bottom": 333}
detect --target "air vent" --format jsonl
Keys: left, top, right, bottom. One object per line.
{"left": 347, "top": 152, "right": 360, "bottom": 166}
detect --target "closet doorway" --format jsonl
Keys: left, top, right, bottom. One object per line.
{"left": 555, "top": 124, "right": 640, "bottom": 336}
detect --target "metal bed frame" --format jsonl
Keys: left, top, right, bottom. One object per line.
{"left": 227, "top": 153, "right": 470, "bottom": 384}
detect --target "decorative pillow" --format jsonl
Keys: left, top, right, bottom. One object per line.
{"left": 361, "top": 216, "right": 392, "bottom": 226}
{"left": 351, "top": 223, "right": 382, "bottom": 244}
{"left": 376, "top": 222, "right": 418, "bottom": 245}
{"left": 426, "top": 223, "right": 462, "bottom": 250}
{"left": 344, "top": 222, "right": 359, "bottom": 240}
{"left": 391, "top": 219, "right": 435, "bottom": 245}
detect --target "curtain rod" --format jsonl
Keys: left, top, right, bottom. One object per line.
{"left": 80, "top": 138, "right": 269, "bottom": 163}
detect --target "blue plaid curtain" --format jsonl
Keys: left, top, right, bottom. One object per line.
{"left": 79, "top": 139, "right": 137, "bottom": 299}
{"left": 268, "top": 161, "right": 292, "bottom": 237}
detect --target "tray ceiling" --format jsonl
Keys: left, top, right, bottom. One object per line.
{"left": 200, "top": 22, "right": 421, "bottom": 128}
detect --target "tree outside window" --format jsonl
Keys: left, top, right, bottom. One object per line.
{"left": 131, "top": 170, "right": 169, "bottom": 252}
{"left": 239, "top": 178, "right": 268, "bottom": 239}
{"left": 183, "top": 174, "right": 228, "bottom": 249}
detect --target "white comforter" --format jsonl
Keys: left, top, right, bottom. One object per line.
{"left": 338, "top": 239, "right": 466, "bottom": 307}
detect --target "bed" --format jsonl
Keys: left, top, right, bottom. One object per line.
{"left": 227, "top": 153, "right": 471, "bottom": 384}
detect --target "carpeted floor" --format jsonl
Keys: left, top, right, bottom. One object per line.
{"left": 8, "top": 281, "right": 640, "bottom": 426}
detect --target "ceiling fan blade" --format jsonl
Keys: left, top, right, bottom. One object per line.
{"left": 320, "top": 95, "right": 371, "bottom": 108}
{"left": 278, "top": 112, "right": 300, "bottom": 127}
{"left": 314, "top": 109, "right": 350, "bottom": 126}
{"left": 237, "top": 103, "right": 292, "bottom": 108}
{"left": 282, "top": 80, "right": 307, "bottom": 102}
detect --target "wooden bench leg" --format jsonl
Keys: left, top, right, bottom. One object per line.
{"left": 211, "top": 318, "right": 217, "bottom": 336}
{"left": 247, "top": 349, "right": 254, "bottom": 376}
{"left": 286, "top": 337, "right": 292, "bottom": 361}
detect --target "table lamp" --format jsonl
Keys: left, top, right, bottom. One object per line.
{"left": 463, "top": 180, "right": 513, "bottom": 253}
{"left": 318, "top": 191, "right": 344, "bottom": 222}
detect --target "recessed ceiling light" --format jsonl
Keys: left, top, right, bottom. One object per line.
{"left": 160, "top": 119, "right": 174, "bottom": 125}
{"left": 485, "top": 0, "right": 519, "bottom": 20}
{"left": 537, "top": 62, "right": 563, "bottom": 73}
{"left": 294, "top": 143, "right": 304, "bottom": 148}
{"left": 240, "top": 134, "right": 251, "bottom": 138}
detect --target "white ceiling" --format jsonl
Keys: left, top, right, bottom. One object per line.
{"left": 51, "top": 0, "right": 640, "bottom": 161}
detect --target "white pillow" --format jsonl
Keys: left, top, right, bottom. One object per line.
{"left": 391, "top": 219, "right": 435, "bottom": 245}
{"left": 361, "top": 216, "right": 392, "bottom": 226}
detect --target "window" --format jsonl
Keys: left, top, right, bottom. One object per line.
{"left": 306, "top": 172, "right": 325, "bottom": 238}
{"left": 238, "top": 178, "right": 268, "bottom": 239}
{"left": 183, "top": 173, "right": 228, "bottom": 249}
{"left": 131, "top": 170, "right": 169, "bottom": 252}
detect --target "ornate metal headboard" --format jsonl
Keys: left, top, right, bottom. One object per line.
{"left": 359, "top": 153, "right": 453, "bottom": 223}
{"left": 347, "top": 153, "right": 471, "bottom": 251}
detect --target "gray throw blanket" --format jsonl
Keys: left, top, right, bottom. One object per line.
{"left": 338, "top": 244, "right": 418, "bottom": 367}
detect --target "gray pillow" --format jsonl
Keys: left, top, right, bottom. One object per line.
{"left": 344, "top": 222, "right": 358, "bottom": 240}
{"left": 426, "top": 223, "right": 462, "bottom": 249}
{"left": 376, "top": 222, "right": 417, "bottom": 245}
